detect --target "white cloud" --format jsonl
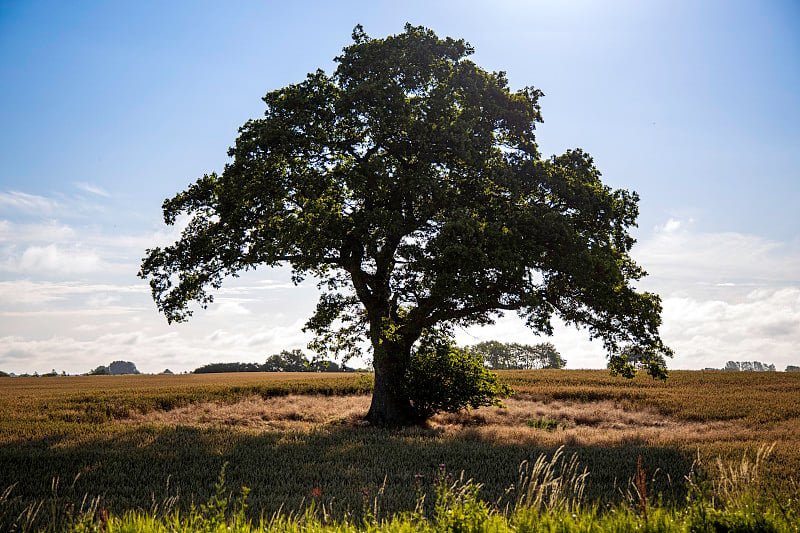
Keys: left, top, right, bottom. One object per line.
{"left": 660, "top": 288, "right": 800, "bottom": 369}
{"left": 0, "top": 191, "right": 58, "bottom": 214}
{"left": 0, "top": 220, "right": 76, "bottom": 243}
{"left": 75, "top": 182, "right": 111, "bottom": 197}
{"left": 632, "top": 220, "right": 799, "bottom": 369}
{"left": 634, "top": 219, "right": 800, "bottom": 290}
{"left": 0, "top": 280, "right": 146, "bottom": 306}
{"left": 661, "top": 218, "right": 683, "bottom": 233}
{"left": 2, "top": 244, "right": 104, "bottom": 274}
{"left": 206, "top": 298, "right": 252, "bottom": 316}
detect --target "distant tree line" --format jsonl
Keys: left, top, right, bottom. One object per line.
{"left": 469, "top": 341, "right": 566, "bottom": 370}
{"left": 723, "top": 361, "right": 777, "bottom": 372}
{"left": 194, "top": 349, "right": 355, "bottom": 374}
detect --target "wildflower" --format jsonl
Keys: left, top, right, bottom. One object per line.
{"left": 310, "top": 486, "right": 322, "bottom": 498}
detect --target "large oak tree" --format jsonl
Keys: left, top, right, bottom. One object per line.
{"left": 139, "top": 25, "right": 671, "bottom": 426}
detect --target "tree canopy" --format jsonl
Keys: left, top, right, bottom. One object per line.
{"left": 139, "top": 24, "right": 671, "bottom": 425}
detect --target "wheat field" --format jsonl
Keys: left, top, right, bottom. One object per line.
{"left": 1, "top": 370, "right": 798, "bottom": 523}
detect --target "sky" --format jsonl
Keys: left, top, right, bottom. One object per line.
{"left": 1, "top": 1, "right": 798, "bottom": 374}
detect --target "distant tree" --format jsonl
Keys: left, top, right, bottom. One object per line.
{"left": 528, "top": 342, "right": 566, "bottom": 369}
{"left": 471, "top": 341, "right": 514, "bottom": 369}
{"left": 0, "top": 370, "right": 9, "bottom": 377}
{"left": 471, "top": 341, "right": 566, "bottom": 370}
{"left": 264, "top": 350, "right": 309, "bottom": 372}
{"left": 194, "top": 362, "right": 263, "bottom": 374}
{"left": 107, "top": 361, "right": 140, "bottom": 375}
{"left": 161, "top": 369, "right": 174, "bottom": 374}
{"left": 724, "top": 361, "right": 776, "bottom": 372}
{"left": 89, "top": 365, "right": 110, "bottom": 375}
{"left": 787, "top": 365, "right": 800, "bottom": 372}
{"left": 194, "top": 350, "right": 352, "bottom": 374}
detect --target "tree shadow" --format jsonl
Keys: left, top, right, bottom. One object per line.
{"left": 0, "top": 423, "right": 694, "bottom": 520}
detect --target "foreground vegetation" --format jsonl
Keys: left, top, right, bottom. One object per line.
{"left": 1, "top": 370, "right": 799, "bottom": 531}
{"left": 2, "top": 445, "right": 797, "bottom": 532}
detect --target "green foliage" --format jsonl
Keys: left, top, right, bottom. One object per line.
{"left": 608, "top": 345, "right": 669, "bottom": 381}
{"left": 404, "top": 334, "right": 512, "bottom": 420}
{"left": 526, "top": 417, "right": 560, "bottom": 431}
{"left": 87, "top": 365, "right": 109, "bottom": 375}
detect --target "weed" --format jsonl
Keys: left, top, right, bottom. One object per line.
{"left": 525, "top": 417, "right": 560, "bottom": 431}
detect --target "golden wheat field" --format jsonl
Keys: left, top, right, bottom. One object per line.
{"left": 1, "top": 370, "right": 798, "bottom": 521}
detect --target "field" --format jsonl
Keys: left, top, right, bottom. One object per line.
{"left": 1, "top": 370, "right": 799, "bottom": 530}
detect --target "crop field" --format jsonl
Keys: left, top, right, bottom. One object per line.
{"left": 1, "top": 370, "right": 799, "bottom": 530}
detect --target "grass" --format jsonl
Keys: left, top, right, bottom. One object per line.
{"left": 525, "top": 417, "right": 561, "bottom": 431}
{"left": 1, "top": 370, "right": 799, "bottom": 530}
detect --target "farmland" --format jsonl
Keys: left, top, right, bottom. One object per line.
{"left": 1, "top": 370, "right": 799, "bottom": 530}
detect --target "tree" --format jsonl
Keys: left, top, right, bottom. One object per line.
{"left": 532, "top": 342, "right": 567, "bottom": 369}
{"left": 787, "top": 365, "right": 800, "bottom": 372}
{"left": 139, "top": 25, "right": 671, "bottom": 426}
{"left": 471, "top": 341, "right": 515, "bottom": 369}
{"left": 263, "top": 350, "right": 308, "bottom": 372}
{"left": 108, "top": 361, "right": 140, "bottom": 375}
{"left": 724, "top": 360, "right": 777, "bottom": 372}
{"left": 471, "top": 341, "right": 566, "bottom": 369}
{"left": 89, "top": 365, "right": 110, "bottom": 375}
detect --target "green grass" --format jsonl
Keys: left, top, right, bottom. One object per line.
{"left": 525, "top": 417, "right": 561, "bottom": 431}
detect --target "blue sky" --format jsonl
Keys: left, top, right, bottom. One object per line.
{"left": 1, "top": 1, "right": 798, "bottom": 374}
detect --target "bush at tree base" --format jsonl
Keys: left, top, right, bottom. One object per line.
{"left": 405, "top": 333, "right": 512, "bottom": 420}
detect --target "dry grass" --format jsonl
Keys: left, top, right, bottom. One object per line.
{"left": 123, "top": 394, "right": 371, "bottom": 431}
{"left": 122, "top": 394, "right": 777, "bottom": 449}
{"left": 430, "top": 398, "right": 750, "bottom": 447}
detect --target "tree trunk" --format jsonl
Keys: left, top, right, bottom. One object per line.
{"left": 365, "top": 341, "right": 414, "bottom": 426}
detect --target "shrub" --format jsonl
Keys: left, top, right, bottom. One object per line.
{"left": 404, "top": 333, "right": 512, "bottom": 420}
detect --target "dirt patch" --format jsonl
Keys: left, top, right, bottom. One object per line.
{"left": 122, "top": 394, "right": 753, "bottom": 446}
